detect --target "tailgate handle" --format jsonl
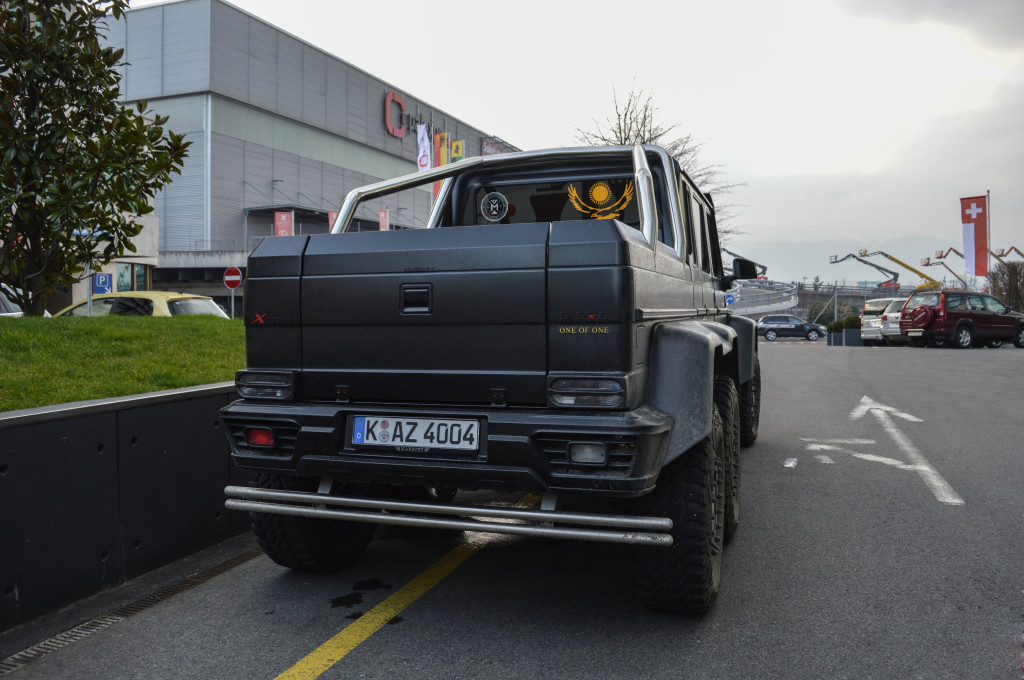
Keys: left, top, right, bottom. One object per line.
{"left": 401, "top": 284, "right": 432, "bottom": 314}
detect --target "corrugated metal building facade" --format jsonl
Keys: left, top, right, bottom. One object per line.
{"left": 102, "top": 0, "right": 515, "bottom": 296}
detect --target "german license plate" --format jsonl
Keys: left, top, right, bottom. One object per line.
{"left": 907, "top": 330, "right": 923, "bottom": 337}
{"left": 351, "top": 416, "right": 479, "bottom": 451}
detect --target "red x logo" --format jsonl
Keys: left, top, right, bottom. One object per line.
{"left": 588, "top": 314, "right": 596, "bottom": 320}
{"left": 252, "top": 314, "right": 266, "bottom": 324}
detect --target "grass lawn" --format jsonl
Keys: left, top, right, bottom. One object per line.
{"left": 0, "top": 315, "right": 245, "bottom": 412}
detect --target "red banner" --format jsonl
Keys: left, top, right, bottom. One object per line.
{"left": 328, "top": 210, "right": 339, "bottom": 230}
{"left": 378, "top": 208, "right": 389, "bottom": 231}
{"left": 960, "top": 195, "right": 988, "bottom": 277}
{"left": 274, "top": 211, "right": 294, "bottom": 237}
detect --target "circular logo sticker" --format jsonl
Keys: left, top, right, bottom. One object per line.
{"left": 481, "top": 192, "right": 509, "bottom": 222}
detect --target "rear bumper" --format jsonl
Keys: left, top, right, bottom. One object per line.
{"left": 220, "top": 400, "right": 673, "bottom": 498}
{"left": 861, "top": 327, "right": 883, "bottom": 341}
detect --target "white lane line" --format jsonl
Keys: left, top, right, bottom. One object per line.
{"left": 814, "top": 455, "right": 835, "bottom": 465}
{"left": 800, "top": 438, "right": 877, "bottom": 445}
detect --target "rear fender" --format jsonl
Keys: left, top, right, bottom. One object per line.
{"left": 726, "top": 315, "right": 758, "bottom": 384}
{"left": 647, "top": 321, "right": 735, "bottom": 465}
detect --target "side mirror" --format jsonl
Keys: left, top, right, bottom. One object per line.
{"left": 732, "top": 258, "right": 759, "bottom": 280}
{"left": 720, "top": 257, "right": 760, "bottom": 290}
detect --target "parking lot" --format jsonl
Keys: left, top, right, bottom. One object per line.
{"left": 2, "top": 344, "right": 1022, "bottom": 680}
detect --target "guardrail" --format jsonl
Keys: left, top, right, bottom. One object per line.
{"left": 0, "top": 384, "right": 246, "bottom": 632}
{"left": 729, "top": 281, "right": 799, "bottom": 314}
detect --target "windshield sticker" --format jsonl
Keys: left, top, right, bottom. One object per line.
{"left": 568, "top": 181, "right": 634, "bottom": 219}
{"left": 481, "top": 192, "right": 509, "bottom": 222}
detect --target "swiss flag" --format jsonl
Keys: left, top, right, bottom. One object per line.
{"left": 960, "top": 195, "right": 988, "bottom": 277}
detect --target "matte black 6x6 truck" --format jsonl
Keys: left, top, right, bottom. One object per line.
{"left": 222, "top": 144, "right": 762, "bottom": 614}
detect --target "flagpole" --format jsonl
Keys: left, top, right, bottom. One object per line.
{"left": 986, "top": 189, "right": 991, "bottom": 284}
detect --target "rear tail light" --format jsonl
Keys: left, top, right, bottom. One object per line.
{"left": 236, "top": 370, "right": 294, "bottom": 400}
{"left": 549, "top": 379, "right": 625, "bottom": 408}
{"left": 246, "top": 428, "right": 275, "bottom": 447}
{"left": 938, "top": 293, "right": 947, "bottom": 321}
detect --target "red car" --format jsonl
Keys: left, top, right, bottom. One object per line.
{"left": 899, "top": 289, "right": 1024, "bottom": 348}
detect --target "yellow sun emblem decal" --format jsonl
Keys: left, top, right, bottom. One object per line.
{"left": 568, "top": 181, "right": 634, "bottom": 220}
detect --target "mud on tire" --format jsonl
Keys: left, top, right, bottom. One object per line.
{"left": 250, "top": 473, "right": 376, "bottom": 573}
{"left": 631, "top": 406, "right": 725, "bottom": 614}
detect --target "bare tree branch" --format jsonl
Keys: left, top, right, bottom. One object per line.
{"left": 576, "top": 86, "right": 744, "bottom": 239}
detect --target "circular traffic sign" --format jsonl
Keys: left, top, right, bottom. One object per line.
{"left": 725, "top": 293, "right": 735, "bottom": 305}
{"left": 224, "top": 266, "right": 242, "bottom": 290}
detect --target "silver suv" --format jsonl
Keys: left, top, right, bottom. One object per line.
{"left": 860, "top": 297, "right": 904, "bottom": 346}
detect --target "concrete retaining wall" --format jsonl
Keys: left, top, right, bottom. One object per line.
{"left": 0, "top": 384, "right": 247, "bottom": 632}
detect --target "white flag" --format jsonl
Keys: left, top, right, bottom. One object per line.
{"left": 417, "top": 124, "right": 431, "bottom": 172}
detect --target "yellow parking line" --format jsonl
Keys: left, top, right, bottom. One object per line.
{"left": 274, "top": 542, "right": 480, "bottom": 680}
{"left": 275, "top": 495, "right": 541, "bottom": 679}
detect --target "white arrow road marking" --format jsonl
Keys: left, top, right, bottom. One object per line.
{"left": 848, "top": 452, "right": 919, "bottom": 471}
{"left": 849, "top": 396, "right": 922, "bottom": 422}
{"left": 814, "top": 455, "right": 835, "bottom": 464}
{"left": 845, "top": 396, "right": 964, "bottom": 506}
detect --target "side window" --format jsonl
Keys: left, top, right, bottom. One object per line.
{"left": 679, "top": 180, "right": 697, "bottom": 266}
{"left": 66, "top": 298, "right": 116, "bottom": 317}
{"left": 982, "top": 296, "right": 1006, "bottom": 313}
{"left": 697, "top": 205, "right": 712, "bottom": 274}
{"left": 688, "top": 189, "right": 705, "bottom": 270}
{"left": 966, "top": 295, "right": 986, "bottom": 311}
{"left": 112, "top": 297, "right": 154, "bottom": 316}
{"left": 946, "top": 294, "right": 963, "bottom": 309}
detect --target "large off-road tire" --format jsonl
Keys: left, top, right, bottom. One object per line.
{"left": 250, "top": 473, "right": 376, "bottom": 573}
{"left": 631, "top": 406, "right": 725, "bottom": 614}
{"left": 739, "top": 353, "right": 761, "bottom": 447}
{"left": 713, "top": 376, "right": 740, "bottom": 540}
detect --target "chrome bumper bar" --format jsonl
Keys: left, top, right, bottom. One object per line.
{"left": 224, "top": 486, "right": 673, "bottom": 546}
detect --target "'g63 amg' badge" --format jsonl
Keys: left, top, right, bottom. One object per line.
{"left": 481, "top": 192, "right": 509, "bottom": 222}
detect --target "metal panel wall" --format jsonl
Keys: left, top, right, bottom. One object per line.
{"left": 0, "top": 414, "right": 121, "bottom": 628}
{"left": 123, "top": 7, "right": 164, "bottom": 102}
{"left": 209, "top": 0, "right": 249, "bottom": 103}
{"left": 0, "top": 387, "right": 244, "bottom": 632}
{"left": 160, "top": 131, "right": 207, "bottom": 250}
{"left": 275, "top": 33, "right": 303, "bottom": 123}
{"left": 211, "top": 134, "right": 245, "bottom": 250}
{"left": 144, "top": 95, "right": 207, "bottom": 135}
{"left": 302, "top": 45, "right": 328, "bottom": 131}
{"left": 117, "top": 396, "right": 233, "bottom": 580}
{"left": 161, "top": 0, "right": 211, "bottom": 96}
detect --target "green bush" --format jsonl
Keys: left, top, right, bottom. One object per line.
{"left": 843, "top": 315, "right": 861, "bottom": 330}
{"left": 826, "top": 321, "right": 843, "bottom": 334}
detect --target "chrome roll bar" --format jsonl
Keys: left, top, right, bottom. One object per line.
{"left": 330, "top": 144, "right": 674, "bottom": 251}
{"left": 224, "top": 485, "right": 673, "bottom": 546}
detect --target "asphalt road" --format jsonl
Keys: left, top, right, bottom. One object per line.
{"left": 3, "top": 341, "right": 1023, "bottom": 679}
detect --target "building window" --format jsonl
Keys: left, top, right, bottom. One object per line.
{"left": 116, "top": 263, "right": 151, "bottom": 291}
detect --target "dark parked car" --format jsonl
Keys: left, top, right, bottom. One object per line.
{"left": 899, "top": 289, "right": 1024, "bottom": 348}
{"left": 757, "top": 314, "right": 827, "bottom": 341}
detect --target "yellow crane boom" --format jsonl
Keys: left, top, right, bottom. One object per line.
{"left": 858, "top": 250, "right": 940, "bottom": 290}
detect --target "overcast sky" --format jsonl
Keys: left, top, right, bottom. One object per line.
{"left": 135, "top": 0, "right": 1024, "bottom": 285}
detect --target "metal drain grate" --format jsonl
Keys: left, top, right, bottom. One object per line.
{"left": 0, "top": 546, "right": 263, "bottom": 676}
